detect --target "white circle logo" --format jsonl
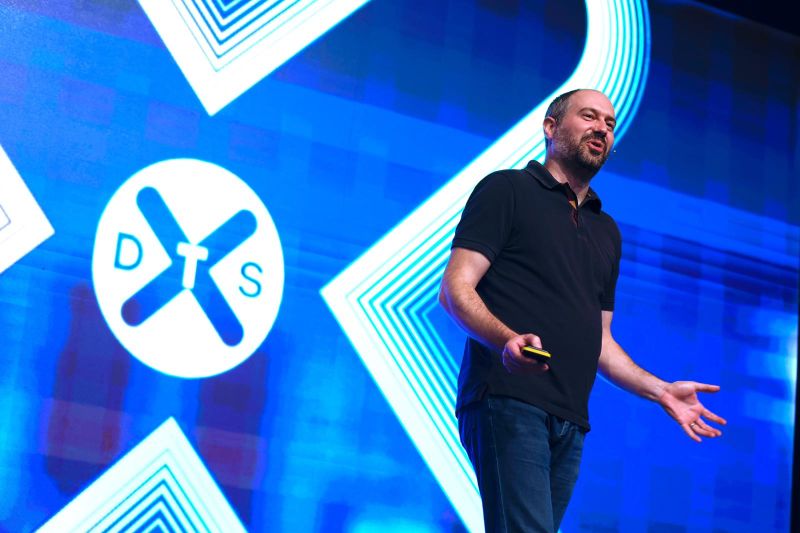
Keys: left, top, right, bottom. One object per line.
{"left": 92, "top": 159, "right": 284, "bottom": 378}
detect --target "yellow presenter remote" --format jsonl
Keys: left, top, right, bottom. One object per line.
{"left": 521, "top": 346, "right": 551, "bottom": 364}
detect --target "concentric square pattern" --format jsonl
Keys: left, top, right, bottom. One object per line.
{"left": 38, "top": 418, "right": 245, "bottom": 532}
{"left": 138, "top": 0, "right": 371, "bottom": 114}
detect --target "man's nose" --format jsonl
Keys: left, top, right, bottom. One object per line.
{"left": 593, "top": 121, "right": 608, "bottom": 136}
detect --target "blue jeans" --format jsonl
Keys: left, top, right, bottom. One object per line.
{"left": 458, "top": 396, "right": 586, "bottom": 533}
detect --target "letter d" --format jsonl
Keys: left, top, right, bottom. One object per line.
{"left": 114, "top": 233, "right": 142, "bottom": 270}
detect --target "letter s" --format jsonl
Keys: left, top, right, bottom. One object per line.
{"left": 239, "top": 262, "right": 262, "bottom": 298}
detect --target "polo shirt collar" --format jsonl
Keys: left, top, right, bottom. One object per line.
{"left": 523, "top": 160, "right": 603, "bottom": 212}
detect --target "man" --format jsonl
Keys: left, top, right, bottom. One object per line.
{"left": 438, "top": 89, "right": 726, "bottom": 533}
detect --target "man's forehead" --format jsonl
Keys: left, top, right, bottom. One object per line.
{"left": 569, "top": 90, "right": 615, "bottom": 116}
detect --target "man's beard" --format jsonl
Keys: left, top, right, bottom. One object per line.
{"left": 554, "top": 131, "right": 610, "bottom": 172}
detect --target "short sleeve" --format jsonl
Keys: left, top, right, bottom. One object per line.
{"left": 599, "top": 220, "right": 622, "bottom": 311}
{"left": 452, "top": 172, "right": 515, "bottom": 263}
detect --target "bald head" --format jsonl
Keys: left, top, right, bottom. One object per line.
{"left": 544, "top": 89, "right": 614, "bottom": 146}
{"left": 543, "top": 90, "right": 616, "bottom": 175}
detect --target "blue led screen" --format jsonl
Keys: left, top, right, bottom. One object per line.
{"left": 0, "top": 0, "right": 796, "bottom": 531}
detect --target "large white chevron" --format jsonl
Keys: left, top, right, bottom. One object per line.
{"left": 321, "top": 1, "right": 651, "bottom": 531}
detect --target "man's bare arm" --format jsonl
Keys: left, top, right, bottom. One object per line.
{"left": 439, "top": 247, "right": 514, "bottom": 351}
{"left": 598, "top": 310, "right": 726, "bottom": 441}
{"left": 598, "top": 310, "right": 667, "bottom": 400}
{"left": 439, "top": 247, "right": 547, "bottom": 374}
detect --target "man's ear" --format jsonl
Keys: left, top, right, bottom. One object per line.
{"left": 542, "top": 117, "right": 555, "bottom": 144}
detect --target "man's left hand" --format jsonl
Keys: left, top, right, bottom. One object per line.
{"left": 658, "top": 381, "right": 727, "bottom": 442}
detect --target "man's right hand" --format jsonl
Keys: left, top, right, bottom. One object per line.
{"left": 440, "top": 248, "right": 549, "bottom": 372}
{"left": 502, "top": 333, "right": 550, "bottom": 374}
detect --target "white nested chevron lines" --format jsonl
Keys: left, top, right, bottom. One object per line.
{"left": 321, "top": 2, "right": 651, "bottom": 531}
{"left": 38, "top": 418, "right": 246, "bottom": 533}
{"left": 138, "top": 0, "right": 371, "bottom": 114}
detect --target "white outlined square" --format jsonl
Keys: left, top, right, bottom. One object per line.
{"left": 138, "top": 0, "right": 371, "bottom": 115}
{"left": 0, "top": 145, "right": 54, "bottom": 274}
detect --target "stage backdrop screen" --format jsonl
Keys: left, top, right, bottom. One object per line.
{"left": 0, "top": 0, "right": 796, "bottom": 531}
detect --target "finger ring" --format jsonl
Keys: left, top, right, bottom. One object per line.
{"left": 690, "top": 422, "right": 697, "bottom": 428}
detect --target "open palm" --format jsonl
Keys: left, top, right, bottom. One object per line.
{"left": 658, "top": 381, "right": 726, "bottom": 442}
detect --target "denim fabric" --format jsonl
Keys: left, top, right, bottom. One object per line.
{"left": 459, "top": 395, "right": 586, "bottom": 533}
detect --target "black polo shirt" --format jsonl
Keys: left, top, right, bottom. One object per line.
{"left": 452, "top": 160, "right": 621, "bottom": 430}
